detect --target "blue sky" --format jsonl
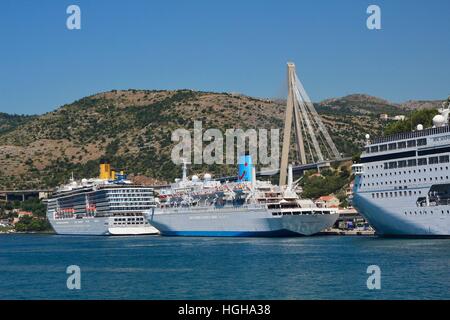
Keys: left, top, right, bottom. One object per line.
{"left": 0, "top": 0, "right": 449, "bottom": 115}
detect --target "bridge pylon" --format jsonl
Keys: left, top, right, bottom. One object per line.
{"left": 279, "top": 62, "right": 341, "bottom": 186}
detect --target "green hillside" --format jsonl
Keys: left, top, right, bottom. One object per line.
{"left": 0, "top": 113, "right": 35, "bottom": 135}
{"left": 0, "top": 90, "right": 441, "bottom": 189}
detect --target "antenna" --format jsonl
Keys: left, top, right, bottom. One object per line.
{"left": 251, "top": 166, "right": 257, "bottom": 186}
{"left": 181, "top": 158, "right": 191, "bottom": 182}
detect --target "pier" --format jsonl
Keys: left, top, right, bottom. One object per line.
{"left": 320, "top": 228, "right": 375, "bottom": 236}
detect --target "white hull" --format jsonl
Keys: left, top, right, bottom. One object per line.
{"left": 46, "top": 179, "right": 156, "bottom": 236}
{"left": 49, "top": 216, "right": 159, "bottom": 236}
{"left": 352, "top": 122, "right": 450, "bottom": 237}
{"left": 146, "top": 206, "right": 338, "bottom": 237}
{"left": 108, "top": 226, "right": 159, "bottom": 235}
{"left": 353, "top": 191, "right": 450, "bottom": 236}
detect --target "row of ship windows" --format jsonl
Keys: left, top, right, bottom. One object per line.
{"left": 58, "top": 201, "right": 118, "bottom": 206}
{"left": 109, "top": 200, "right": 154, "bottom": 204}
{"left": 111, "top": 204, "right": 153, "bottom": 207}
{"left": 107, "top": 190, "right": 153, "bottom": 194}
{"left": 113, "top": 217, "right": 145, "bottom": 221}
{"left": 109, "top": 197, "right": 155, "bottom": 202}
{"left": 271, "top": 211, "right": 328, "bottom": 216}
{"left": 404, "top": 210, "right": 450, "bottom": 215}
{"left": 109, "top": 195, "right": 154, "bottom": 198}
{"left": 383, "top": 156, "right": 449, "bottom": 170}
{"left": 364, "top": 159, "right": 449, "bottom": 172}
{"left": 363, "top": 166, "right": 448, "bottom": 179}
{"left": 365, "top": 138, "right": 427, "bottom": 153}
{"left": 113, "top": 221, "right": 147, "bottom": 225}
{"left": 111, "top": 206, "right": 152, "bottom": 210}
{"left": 362, "top": 175, "right": 448, "bottom": 187}
{"left": 372, "top": 190, "right": 422, "bottom": 198}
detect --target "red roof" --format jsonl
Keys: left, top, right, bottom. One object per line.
{"left": 318, "top": 196, "right": 338, "bottom": 201}
{"left": 18, "top": 211, "right": 33, "bottom": 217}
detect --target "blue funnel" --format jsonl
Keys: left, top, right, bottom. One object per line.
{"left": 238, "top": 155, "right": 253, "bottom": 182}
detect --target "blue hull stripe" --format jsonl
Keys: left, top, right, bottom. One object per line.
{"left": 160, "top": 230, "right": 302, "bottom": 237}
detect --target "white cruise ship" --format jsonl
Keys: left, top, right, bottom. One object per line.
{"left": 46, "top": 163, "right": 159, "bottom": 235}
{"left": 352, "top": 98, "right": 450, "bottom": 237}
{"left": 145, "top": 158, "right": 339, "bottom": 237}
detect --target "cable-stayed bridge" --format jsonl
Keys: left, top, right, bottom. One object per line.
{"left": 217, "top": 62, "right": 344, "bottom": 184}
{"left": 278, "top": 62, "right": 342, "bottom": 185}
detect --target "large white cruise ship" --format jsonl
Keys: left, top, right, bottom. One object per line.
{"left": 352, "top": 98, "right": 450, "bottom": 237}
{"left": 46, "top": 163, "right": 159, "bottom": 236}
{"left": 145, "top": 158, "right": 339, "bottom": 237}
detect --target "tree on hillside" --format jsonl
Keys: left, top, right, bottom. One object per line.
{"left": 301, "top": 168, "right": 351, "bottom": 199}
{"left": 14, "top": 215, "right": 51, "bottom": 232}
{"left": 383, "top": 109, "right": 438, "bottom": 136}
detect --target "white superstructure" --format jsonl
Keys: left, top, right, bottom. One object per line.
{"left": 146, "top": 161, "right": 339, "bottom": 237}
{"left": 46, "top": 165, "right": 158, "bottom": 236}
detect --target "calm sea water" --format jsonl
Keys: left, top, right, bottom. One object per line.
{"left": 0, "top": 234, "right": 449, "bottom": 300}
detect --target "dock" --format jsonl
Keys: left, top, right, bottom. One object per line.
{"left": 320, "top": 228, "right": 375, "bottom": 236}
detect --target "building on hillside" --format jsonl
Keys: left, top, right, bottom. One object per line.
{"left": 379, "top": 114, "right": 406, "bottom": 121}
{"left": 309, "top": 172, "right": 322, "bottom": 178}
{"left": 315, "top": 195, "right": 340, "bottom": 208}
{"left": 12, "top": 211, "right": 34, "bottom": 226}
{"left": 0, "top": 219, "right": 11, "bottom": 227}
{"left": 17, "top": 211, "right": 33, "bottom": 218}
{"left": 393, "top": 115, "right": 406, "bottom": 121}
{"left": 39, "top": 192, "right": 49, "bottom": 200}
{"left": 346, "top": 181, "right": 354, "bottom": 197}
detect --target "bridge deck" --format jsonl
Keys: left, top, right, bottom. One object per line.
{"left": 216, "top": 157, "right": 352, "bottom": 182}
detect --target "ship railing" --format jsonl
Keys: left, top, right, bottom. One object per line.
{"left": 372, "top": 125, "right": 450, "bottom": 144}
{"left": 158, "top": 203, "right": 267, "bottom": 213}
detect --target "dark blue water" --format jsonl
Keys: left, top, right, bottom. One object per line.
{"left": 0, "top": 234, "right": 449, "bottom": 299}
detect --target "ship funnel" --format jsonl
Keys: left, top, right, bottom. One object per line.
{"left": 238, "top": 155, "right": 253, "bottom": 182}
{"left": 99, "top": 161, "right": 111, "bottom": 180}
